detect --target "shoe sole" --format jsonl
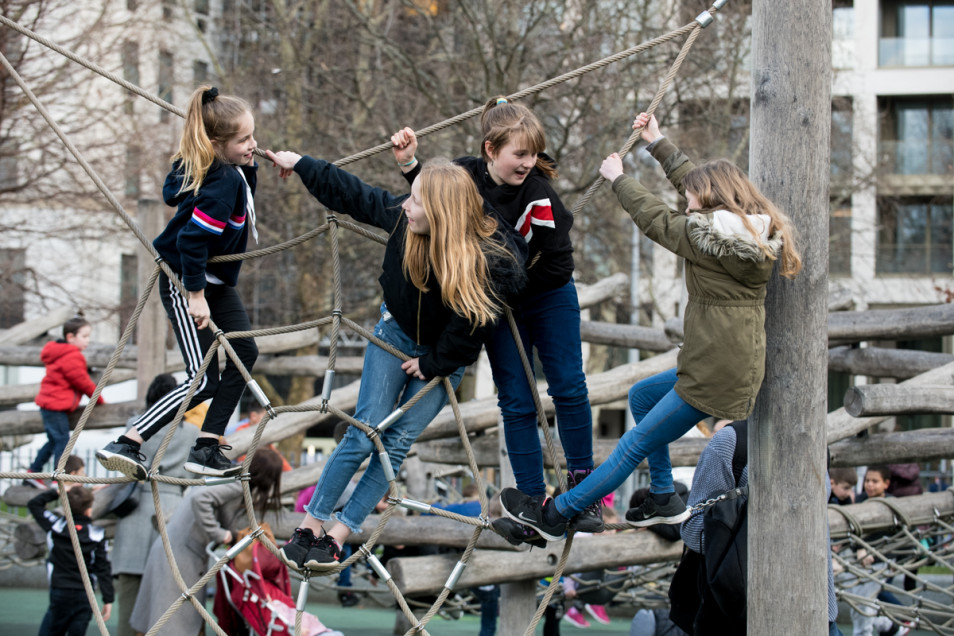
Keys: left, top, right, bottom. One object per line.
{"left": 183, "top": 461, "right": 242, "bottom": 477}
{"left": 492, "top": 519, "right": 549, "bottom": 548}
{"left": 562, "top": 614, "right": 590, "bottom": 628}
{"left": 500, "top": 506, "right": 565, "bottom": 542}
{"left": 571, "top": 518, "right": 605, "bottom": 533}
{"left": 302, "top": 556, "right": 340, "bottom": 570}
{"left": 626, "top": 507, "right": 690, "bottom": 527}
{"left": 96, "top": 450, "right": 147, "bottom": 481}
{"left": 279, "top": 547, "right": 306, "bottom": 571}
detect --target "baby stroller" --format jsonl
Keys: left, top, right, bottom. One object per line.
{"left": 211, "top": 539, "right": 344, "bottom": 636}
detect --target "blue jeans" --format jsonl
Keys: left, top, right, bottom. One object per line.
{"left": 555, "top": 368, "right": 706, "bottom": 518}
{"left": 30, "top": 409, "right": 71, "bottom": 472}
{"left": 485, "top": 280, "right": 593, "bottom": 497}
{"left": 39, "top": 587, "right": 93, "bottom": 636}
{"left": 306, "top": 304, "right": 464, "bottom": 533}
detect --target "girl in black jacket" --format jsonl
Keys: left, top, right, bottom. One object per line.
{"left": 266, "top": 149, "right": 527, "bottom": 570}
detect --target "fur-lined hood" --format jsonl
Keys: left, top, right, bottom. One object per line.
{"left": 687, "top": 210, "right": 782, "bottom": 287}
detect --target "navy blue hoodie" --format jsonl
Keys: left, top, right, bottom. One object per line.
{"left": 155, "top": 159, "right": 257, "bottom": 291}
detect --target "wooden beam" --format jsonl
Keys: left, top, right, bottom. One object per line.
{"left": 390, "top": 531, "right": 682, "bottom": 595}
{"left": 0, "top": 305, "right": 74, "bottom": 346}
{"left": 0, "top": 402, "right": 142, "bottom": 435}
{"left": 578, "top": 321, "right": 671, "bottom": 352}
{"left": 828, "top": 303, "right": 954, "bottom": 344}
{"left": 829, "top": 428, "right": 954, "bottom": 466}
{"left": 0, "top": 369, "right": 137, "bottom": 407}
{"left": 844, "top": 384, "right": 954, "bottom": 416}
{"left": 575, "top": 273, "right": 628, "bottom": 309}
{"left": 827, "top": 491, "right": 954, "bottom": 538}
{"left": 827, "top": 361, "right": 954, "bottom": 444}
{"left": 828, "top": 346, "right": 954, "bottom": 380}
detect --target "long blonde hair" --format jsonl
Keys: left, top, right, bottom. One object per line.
{"left": 480, "top": 96, "right": 557, "bottom": 180}
{"left": 402, "top": 160, "right": 509, "bottom": 327}
{"left": 172, "top": 85, "right": 251, "bottom": 194}
{"left": 683, "top": 160, "right": 802, "bottom": 279}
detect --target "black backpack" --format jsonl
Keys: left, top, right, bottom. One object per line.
{"left": 701, "top": 420, "right": 748, "bottom": 620}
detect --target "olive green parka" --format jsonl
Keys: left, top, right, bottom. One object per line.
{"left": 610, "top": 138, "right": 783, "bottom": 420}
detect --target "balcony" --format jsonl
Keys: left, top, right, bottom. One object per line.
{"left": 879, "top": 37, "right": 954, "bottom": 67}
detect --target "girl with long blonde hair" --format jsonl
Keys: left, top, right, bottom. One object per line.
{"left": 500, "top": 111, "right": 802, "bottom": 541}
{"left": 265, "top": 149, "right": 526, "bottom": 570}
{"left": 97, "top": 85, "right": 260, "bottom": 481}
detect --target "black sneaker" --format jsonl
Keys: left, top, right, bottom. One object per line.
{"left": 280, "top": 527, "right": 321, "bottom": 570}
{"left": 567, "top": 470, "right": 604, "bottom": 533}
{"left": 338, "top": 591, "right": 360, "bottom": 607}
{"left": 499, "top": 488, "right": 567, "bottom": 541}
{"left": 492, "top": 517, "right": 548, "bottom": 548}
{"left": 304, "top": 534, "right": 342, "bottom": 570}
{"left": 183, "top": 443, "right": 241, "bottom": 477}
{"left": 625, "top": 492, "right": 689, "bottom": 527}
{"left": 96, "top": 441, "right": 148, "bottom": 480}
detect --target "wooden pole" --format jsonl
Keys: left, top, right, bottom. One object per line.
{"left": 136, "top": 199, "right": 168, "bottom": 398}
{"left": 749, "top": 2, "right": 832, "bottom": 633}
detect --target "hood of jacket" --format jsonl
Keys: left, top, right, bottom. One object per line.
{"left": 687, "top": 210, "right": 783, "bottom": 288}
{"left": 40, "top": 340, "right": 79, "bottom": 366}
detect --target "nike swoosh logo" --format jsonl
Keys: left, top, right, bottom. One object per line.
{"left": 517, "top": 512, "right": 536, "bottom": 523}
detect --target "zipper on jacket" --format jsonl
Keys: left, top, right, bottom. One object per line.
{"left": 416, "top": 288, "right": 422, "bottom": 344}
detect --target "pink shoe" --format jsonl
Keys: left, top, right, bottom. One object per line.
{"left": 563, "top": 606, "right": 590, "bottom": 628}
{"left": 585, "top": 603, "right": 610, "bottom": 624}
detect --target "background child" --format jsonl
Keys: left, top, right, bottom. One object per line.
{"left": 265, "top": 149, "right": 526, "bottom": 571}
{"left": 392, "top": 96, "right": 601, "bottom": 539}
{"left": 28, "top": 485, "right": 113, "bottom": 635}
{"left": 501, "top": 111, "right": 801, "bottom": 539}
{"left": 97, "top": 85, "right": 259, "bottom": 480}
{"left": 26, "top": 315, "right": 105, "bottom": 487}
{"left": 857, "top": 465, "right": 892, "bottom": 503}
{"left": 829, "top": 466, "right": 858, "bottom": 505}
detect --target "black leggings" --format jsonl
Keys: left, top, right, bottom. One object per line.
{"left": 133, "top": 273, "right": 257, "bottom": 441}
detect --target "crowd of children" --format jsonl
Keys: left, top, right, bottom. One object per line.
{"left": 17, "top": 83, "right": 933, "bottom": 636}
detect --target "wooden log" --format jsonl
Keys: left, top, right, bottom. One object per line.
{"left": 0, "top": 369, "right": 137, "bottom": 407}
{"left": 575, "top": 273, "right": 628, "bottom": 309}
{"left": 415, "top": 433, "right": 709, "bottom": 469}
{"left": 828, "top": 427, "right": 954, "bottom": 466}
{"left": 253, "top": 354, "right": 365, "bottom": 376}
{"left": 827, "top": 491, "right": 954, "bottom": 538}
{"left": 0, "top": 402, "right": 142, "bottom": 435}
{"left": 844, "top": 384, "right": 954, "bottom": 416}
{"left": 390, "top": 531, "right": 682, "bottom": 595}
{"left": 0, "top": 305, "right": 74, "bottom": 346}
{"left": 828, "top": 303, "right": 954, "bottom": 343}
{"left": 828, "top": 346, "right": 954, "bottom": 380}
{"left": 827, "top": 360, "right": 954, "bottom": 444}
{"left": 578, "top": 321, "right": 672, "bottom": 352}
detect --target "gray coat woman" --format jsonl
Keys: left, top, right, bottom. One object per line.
{"left": 129, "top": 449, "right": 284, "bottom": 635}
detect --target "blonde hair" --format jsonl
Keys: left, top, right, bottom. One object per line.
{"left": 682, "top": 160, "right": 802, "bottom": 279}
{"left": 480, "top": 96, "right": 557, "bottom": 180}
{"left": 402, "top": 160, "right": 511, "bottom": 327}
{"left": 172, "top": 85, "right": 251, "bottom": 194}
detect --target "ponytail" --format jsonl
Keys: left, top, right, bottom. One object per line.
{"left": 172, "top": 85, "right": 251, "bottom": 194}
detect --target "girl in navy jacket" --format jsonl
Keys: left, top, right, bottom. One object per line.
{"left": 98, "top": 86, "right": 259, "bottom": 480}
{"left": 265, "top": 148, "right": 527, "bottom": 570}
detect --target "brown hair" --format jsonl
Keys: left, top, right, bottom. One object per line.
{"left": 248, "top": 448, "right": 284, "bottom": 518}
{"left": 682, "top": 160, "right": 803, "bottom": 279}
{"left": 829, "top": 466, "right": 857, "bottom": 487}
{"left": 67, "top": 487, "right": 94, "bottom": 518}
{"left": 64, "top": 455, "right": 85, "bottom": 475}
{"left": 480, "top": 96, "right": 557, "bottom": 180}
{"left": 865, "top": 465, "right": 892, "bottom": 483}
{"left": 62, "top": 315, "right": 90, "bottom": 339}
{"left": 403, "top": 159, "right": 512, "bottom": 328}
{"left": 172, "top": 85, "right": 252, "bottom": 194}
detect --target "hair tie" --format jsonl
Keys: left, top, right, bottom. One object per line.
{"left": 202, "top": 87, "right": 219, "bottom": 104}
{"left": 495, "top": 97, "right": 508, "bottom": 105}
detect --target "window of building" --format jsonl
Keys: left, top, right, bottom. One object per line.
{"left": 833, "top": 2, "right": 855, "bottom": 69}
{"left": 120, "top": 253, "right": 138, "bottom": 338}
{"left": 830, "top": 203, "right": 853, "bottom": 277}
{"left": 832, "top": 98, "right": 854, "bottom": 178}
{"left": 880, "top": 0, "right": 954, "bottom": 67}
{"left": 0, "top": 139, "right": 18, "bottom": 190}
{"left": 158, "top": 50, "right": 174, "bottom": 122}
{"left": 193, "top": 60, "right": 209, "bottom": 86}
{"left": 0, "top": 248, "right": 26, "bottom": 328}
{"left": 879, "top": 95, "right": 953, "bottom": 175}
{"left": 162, "top": 0, "right": 174, "bottom": 21}
{"left": 876, "top": 195, "right": 953, "bottom": 274}
{"left": 195, "top": 0, "right": 210, "bottom": 15}
{"left": 125, "top": 146, "right": 140, "bottom": 197}
{"left": 122, "top": 41, "right": 139, "bottom": 115}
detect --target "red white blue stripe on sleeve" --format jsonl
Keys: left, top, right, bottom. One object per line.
{"left": 228, "top": 213, "right": 246, "bottom": 230}
{"left": 514, "top": 198, "right": 555, "bottom": 242}
{"left": 191, "top": 208, "right": 227, "bottom": 234}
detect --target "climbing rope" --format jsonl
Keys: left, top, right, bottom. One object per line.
{"left": 0, "top": 3, "right": 731, "bottom": 635}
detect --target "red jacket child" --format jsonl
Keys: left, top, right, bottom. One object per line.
{"left": 35, "top": 339, "right": 105, "bottom": 412}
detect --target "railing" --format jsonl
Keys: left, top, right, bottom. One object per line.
{"left": 880, "top": 36, "right": 954, "bottom": 67}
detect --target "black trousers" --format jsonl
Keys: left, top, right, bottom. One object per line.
{"left": 133, "top": 273, "right": 257, "bottom": 441}
{"left": 39, "top": 587, "right": 93, "bottom": 636}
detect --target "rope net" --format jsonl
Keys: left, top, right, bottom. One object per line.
{"left": 4, "top": 2, "right": 952, "bottom": 635}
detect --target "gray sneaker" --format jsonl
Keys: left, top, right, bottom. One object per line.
{"left": 183, "top": 443, "right": 241, "bottom": 477}
{"left": 96, "top": 441, "right": 147, "bottom": 480}
{"left": 625, "top": 492, "right": 689, "bottom": 527}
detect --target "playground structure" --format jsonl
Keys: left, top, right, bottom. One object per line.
{"left": 0, "top": 1, "right": 952, "bottom": 634}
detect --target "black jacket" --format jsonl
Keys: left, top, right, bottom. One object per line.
{"left": 28, "top": 489, "right": 114, "bottom": 603}
{"left": 156, "top": 159, "right": 257, "bottom": 291}
{"left": 406, "top": 154, "right": 574, "bottom": 297}
{"left": 293, "top": 156, "right": 527, "bottom": 378}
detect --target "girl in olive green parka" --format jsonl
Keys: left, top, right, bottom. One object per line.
{"left": 499, "top": 113, "right": 801, "bottom": 540}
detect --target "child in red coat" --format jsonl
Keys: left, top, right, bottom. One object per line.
{"left": 26, "top": 315, "right": 105, "bottom": 484}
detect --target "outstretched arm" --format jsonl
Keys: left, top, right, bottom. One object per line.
{"left": 598, "top": 113, "right": 665, "bottom": 184}
{"left": 391, "top": 127, "right": 419, "bottom": 174}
